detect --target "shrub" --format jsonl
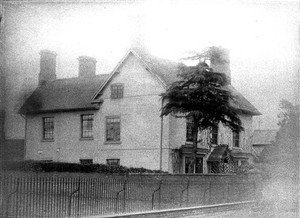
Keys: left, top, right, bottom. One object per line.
{"left": 2, "top": 160, "right": 167, "bottom": 174}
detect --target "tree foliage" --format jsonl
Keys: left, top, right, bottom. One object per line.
{"left": 161, "top": 61, "right": 243, "bottom": 132}
{"left": 161, "top": 47, "right": 243, "bottom": 173}
{"left": 277, "top": 99, "right": 299, "bottom": 132}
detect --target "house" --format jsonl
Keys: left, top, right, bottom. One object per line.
{"left": 19, "top": 47, "right": 261, "bottom": 173}
{"left": 251, "top": 129, "right": 277, "bottom": 159}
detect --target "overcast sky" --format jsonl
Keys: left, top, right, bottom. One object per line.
{"left": 13, "top": 0, "right": 299, "bottom": 130}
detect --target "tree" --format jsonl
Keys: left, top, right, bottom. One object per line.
{"left": 277, "top": 99, "right": 299, "bottom": 134}
{"left": 161, "top": 47, "right": 243, "bottom": 173}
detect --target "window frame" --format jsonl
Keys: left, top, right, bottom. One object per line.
{"left": 81, "top": 114, "right": 94, "bottom": 139}
{"left": 210, "top": 125, "right": 218, "bottom": 144}
{"left": 233, "top": 130, "right": 240, "bottom": 148}
{"left": 106, "top": 159, "right": 120, "bottom": 166}
{"left": 110, "top": 83, "right": 124, "bottom": 99}
{"left": 184, "top": 156, "right": 203, "bottom": 174}
{"left": 42, "top": 117, "right": 54, "bottom": 140}
{"left": 80, "top": 159, "right": 93, "bottom": 165}
{"left": 186, "top": 116, "right": 193, "bottom": 142}
{"left": 105, "top": 116, "right": 121, "bottom": 143}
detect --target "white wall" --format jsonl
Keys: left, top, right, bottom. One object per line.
{"left": 26, "top": 53, "right": 172, "bottom": 171}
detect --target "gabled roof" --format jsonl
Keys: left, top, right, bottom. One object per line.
{"left": 252, "top": 129, "right": 278, "bottom": 145}
{"left": 20, "top": 74, "right": 108, "bottom": 114}
{"left": 93, "top": 47, "right": 261, "bottom": 116}
{"left": 130, "top": 46, "right": 181, "bottom": 85}
{"left": 20, "top": 46, "right": 261, "bottom": 116}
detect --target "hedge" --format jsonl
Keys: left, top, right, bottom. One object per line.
{"left": 1, "top": 160, "right": 166, "bottom": 174}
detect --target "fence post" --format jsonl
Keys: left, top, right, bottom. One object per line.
{"left": 68, "top": 178, "right": 80, "bottom": 217}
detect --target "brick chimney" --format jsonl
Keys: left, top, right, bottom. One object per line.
{"left": 78, "top": 56, "right": 97, "bottom": 78}
{"left": 209, "top": 47, "right": 231, "bottom": 84}
{"left": 39, "top": 50, "right": 57, "bottom": 86}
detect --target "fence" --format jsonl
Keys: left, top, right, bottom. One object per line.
{"left": 0, "top": 171, "right": 259, "bottom": 218}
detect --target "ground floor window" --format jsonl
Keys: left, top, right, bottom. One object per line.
{"left": 184, "top": 156, "right": 203, "bottom": 174}
{"left": 80, "top": 159, "right": 93, "bottom": 164}
{"left": 106, "top": 159, "right": 120, "bottom": 166}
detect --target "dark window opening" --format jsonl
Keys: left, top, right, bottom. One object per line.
{"left": 210, "top": 126, "right": 218, "bottom": 144}
{"left": 233, "top": 130, "right": 240, "bottom": 147}
{"left": 186, "top": 116, "right": 193, "bottom": 142}
{"left": 106, "top": 117, "right": 121, "bottom": 142}
{"left": 184, "top": 156, "right": 203, "bottom": 174}
{"left": 106, "top": 159, "right": 120, "bottom": 166}
{"left": 80, "top": 159, "right": 93, "bottom": 165}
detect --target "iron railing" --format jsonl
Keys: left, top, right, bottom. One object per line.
{"left": 0, "top": 172, "right": 259, "bottom": 218}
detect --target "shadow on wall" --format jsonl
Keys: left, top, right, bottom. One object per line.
{"left": 1, "top": 139, "right": 25, "bottom": 163}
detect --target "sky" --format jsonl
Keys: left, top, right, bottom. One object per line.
{"left": 6, "top": 0, "right": 299, "bottom": 131}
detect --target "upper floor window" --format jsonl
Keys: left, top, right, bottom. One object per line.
{"left": 111, "top": 84, "right": 124, "bottom": 99}
{"left": 81, "top": 114, "right": 93, "bottom": 139}
{"left": 43, "top": 117, "right": 54, "bottom": 140}
{"left": 106, "top": 117, "right": 121, "bottom": 142}
{"left": 186, "top": 116, "right": 193, "bottom": 142}
{"left": 233, "top": 130, "right": 240, "bottom": 147}
{"left": 106, "top": 159, "right": 120, "bottom": 166}
{"left": 210, "top": 126, "right": 218, "bottom": 144}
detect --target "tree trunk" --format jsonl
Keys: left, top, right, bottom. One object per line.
{"left": 191, "top": 117, "right": 200, "bottom": 174}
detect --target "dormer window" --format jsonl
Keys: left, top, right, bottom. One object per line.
{"left": 111, "top": 84, "right": 124, "bottom": 99}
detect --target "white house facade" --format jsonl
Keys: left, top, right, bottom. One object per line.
{"left": 20, "top": 47, "right": 261, "bottom": 173}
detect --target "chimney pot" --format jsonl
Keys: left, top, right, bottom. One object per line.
{"left": 39, "top": 49, "right": 57, "bottom": 86}
{"left": 78, "top": 56, "right": 97, "bottom": 78}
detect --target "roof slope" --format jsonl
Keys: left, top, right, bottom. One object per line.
{"left": 132, "top": 47, "right": 181, "bottom": 85}
{"left": 227, "top": 85, "right": 261, "bottom": 115}
{"left": 252, "top": 129, "right": 278, "bottom": 145}
{"left": 20, "top": 74, "right": 108, "bottom": 114}
{"left": 132, "top": 47, "right": 261, "bottom": 115}
{"left": 20, "top": 47, "right": 260, "bottom": 116}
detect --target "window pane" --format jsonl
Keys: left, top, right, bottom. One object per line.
{"left": 107, "top": 159, "right": 120, "bottom": 166}
{"left": 43, "top": 117, "right": 54, "bottom": 139}
{"left": 195, "top": 157, "right": 203, "bottom": 173}
{"left": 80, "top": 159, "right": 93, "bottom": 164}
{"left": 233, "top": 131, "right": 239, "bottom": 147}
{"left": 111, "top": 84, "right": 124, "bottom": 99}
{"left": 211, "top": 126, "right": 218, "bottom": 144}
{"left": 106, "top": 117, "right": 121, "bottom": 142}
{"left": 81, "top": 114, "right": 93, "bottom": 138}
{"left": 186, "top": 117, "right": 193, "bottom": 142}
